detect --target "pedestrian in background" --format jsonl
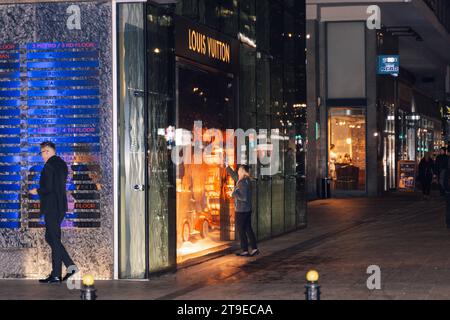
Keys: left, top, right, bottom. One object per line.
{"left": 435, "top": 147, "right": 449, "bottom": 196}
{"left": 418, "top": 152, "right": 434, "bottom": 200}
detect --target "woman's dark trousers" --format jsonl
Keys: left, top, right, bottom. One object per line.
{"left": 235, "top": 211, "right": 257, "bottom": 252}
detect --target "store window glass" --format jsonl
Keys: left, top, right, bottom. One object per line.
{"left": 147, "top": 3, "right": 176, "bottom": 273}
{"left": 175, "top": 64, "right": 235, "bottom": 263}
{"left": 398, "top": 109, "right": 409, "bottom": 160}
{"left": 417, "top": 117, "right": 435, "bottom": 160}
{"left": 383, "top": 105, "right": 396, "bottom": 190}
{"left": 328, "top": 108, "right": 366, "bottom": 191}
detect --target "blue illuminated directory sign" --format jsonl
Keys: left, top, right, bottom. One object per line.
{"left": 0, "top": 43, "right": 21, "bottom": 229}
{"left": 0, "top": 41, "right": 101, "bottom": 229}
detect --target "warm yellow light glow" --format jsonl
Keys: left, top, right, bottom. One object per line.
{"left": 193, "top": 87, "right": 199, "bottom": 93}
{"left": 346, "top": 138, "right": 352, "bottom": 145}
{"left": 306, "top": 270, "right": 319, "bottom": 282}
{"left": 153, "top": 48, "right": 160, "bottom": 54}
{"left": 82, "top": 274, "right": 95, "bottom": 286}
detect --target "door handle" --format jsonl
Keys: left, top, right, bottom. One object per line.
{"left": 133, "top": 185, "right": 145, "bottom": 191}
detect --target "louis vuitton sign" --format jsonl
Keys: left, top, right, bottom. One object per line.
{"left": 175, "top": 15, "right": 238, "bottom": 73}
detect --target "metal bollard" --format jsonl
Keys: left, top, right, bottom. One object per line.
{"left": 305, "top": 270, "right": 320, "bottom": 300}
{"left": 81, "top": 274, "right": 97, "bottom": 300}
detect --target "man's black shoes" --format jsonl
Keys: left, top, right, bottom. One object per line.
{"left": 62, "top": 269, "right": 78, "bottom": 282}
{"left": 39, "top": 275, "right": 62, "bottom": 284}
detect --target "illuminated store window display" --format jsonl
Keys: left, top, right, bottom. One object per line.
{"left": 328, "top": 108, "right": 366, "bottom": 191}
{"left": 175, "top": 65, "right": 236, "bottom": 262}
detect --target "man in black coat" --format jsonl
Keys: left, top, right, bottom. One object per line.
{"left": 29, "top": 141, "right": 77, "bottom": 284}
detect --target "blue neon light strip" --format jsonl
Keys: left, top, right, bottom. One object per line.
{"left": 29, "top": 183, "right": 79, "bottom": 191}
{"left": 27, "top": 126, "right": 100, "bottom": 135}
{"left": 0, "top": 222, "right": 20, "bottom": 228}
{"left": 0, "top": 156, "right": 21, "bottom": 162}
{"left": 27, "top": 61, "right": 99, "bottom": 69}
{"left": 28, "top": 79, "right": 99, "bottom": 88}
{"left": 27, "top": 51, "right": 98, "bottom": 59}
{"left": 0, "top": 203, "right": 20, "bottom": 210}
{"left": 0, "top": 100, "right": 21, "bottom": 107}
{"left": 28, "top": 166, "right": 42, "bottom": 172}
{"left": 0, "top": 212, "right": 20, "bottom": 219}
{"left": 0, "top": 90, "right": 20, "bottom": 97}
{"left": 0, "top": 147, "right": 20, "bottom": 153}
{"left": 0, "top": 128, "right": 21, "bottom": 134}
{"left": 28, "top": 89, "right": 99, "bottom": 97}
{"left": 0, "top": 109, "right": 21, "bottom": 118}
{"left": 0, "top": 81, "right": 21, "bottom": 88}
{"left": 0, "top": 137, "right": 20, "bottom": 144}
{"left": 0, "top": 72, "right": 20, "bottom": 79}
{"left": 0, "top": 53, "right": 19, "bottom": 60}
{"left": 0, "top": 194, "right": 19, "bottom": 201}
{"left": 28, "top": 136, "right": 100, "bottom": 144}
{"left": 0, "top": 62, "right": 20, "bottom": 69}
{"left": 26, "top": 156, "right": 43, "bottom": 163}
{"left": 28, "top": 108, "right": 99, "bottom": 116}
{"left": 27, "top": 70, "right": 99, "bottom": 78}
{"left": 27, "top": 145, "right": 100, "bottom": 153}
{"left": 28, "top": 118, "right": 99, "bottom": 125}
{"left": 0, "top": 119, "right": 20, "bottom": 126}
{"left": 0, "top": 184, "right": 20, "bottom": 191}
{"left": 0, "top": 165, "right": 21, "bottom": 172}
{"left": 0, "top": 175, "right": 21, "bottom": 181}
{"left": 28, "top": 98, "right": 99, "bottom": 106}
{"left": 27, "top": 42, "right": 97, "bottom": 50}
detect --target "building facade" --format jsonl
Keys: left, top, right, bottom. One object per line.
{"left": 0, "top": 0, "right": 307, "bottom": 279}
{"left": 306, "top": 0, "right": 450, "bottom": 198}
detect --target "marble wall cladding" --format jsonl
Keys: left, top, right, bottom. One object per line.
{"left": 0, "top": 1, "right": 113, "bottom": 279}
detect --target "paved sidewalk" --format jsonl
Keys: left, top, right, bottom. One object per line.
{"left": 1, "top": 192, "right": 450, "bottom": 300}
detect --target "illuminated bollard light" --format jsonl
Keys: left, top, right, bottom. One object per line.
{"left": 80, "top": 274, "right": 97, "bottom": 300}
{"left": 305, "top": 270, "right": 320, "bottom": 300}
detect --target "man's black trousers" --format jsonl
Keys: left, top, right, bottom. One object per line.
{"left": 45, "top": 214, "right": 74, "bottom": 278}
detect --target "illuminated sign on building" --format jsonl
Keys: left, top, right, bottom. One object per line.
{"left": 377, "top": 55, "right": 400, "bottom": 76}
{"left": 175, "top": 16, "right": 239, "bottom": 73}
{"left": 188, "top": 29, "right": 231, "bottom": 64}
{"left": 0, "top": 41, "right": 101, "bottom": 229}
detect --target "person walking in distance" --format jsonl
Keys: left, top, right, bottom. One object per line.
{"left": 435, "top": 147, "right": 449, "bottom": 196}
{"left": 418, "top": 152, "right": 434, "bottom": 200}
{"left": 226, "top": 164, "right": 259, "bottom": 257}
{"left": 29, "top": 141, "right": 77, "bottom": 283}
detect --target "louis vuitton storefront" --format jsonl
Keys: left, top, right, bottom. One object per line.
{"left": 0, "top": 0, "right": 306, "bottom": 280}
